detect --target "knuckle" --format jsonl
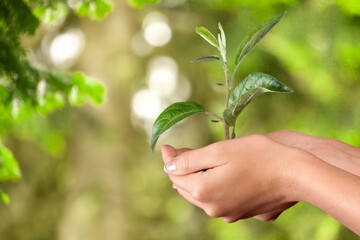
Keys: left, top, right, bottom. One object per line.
{"left": 191, "top": 183, "right": 208, "bottom": 201}
{"left": 254, "top": 214, "right": 276, "bottom": 222}
{"left": 222, "top": 216, "right": 237, "bottom": 223}
{"left": 200, "top": 143, "right": 221, "bottom": 160}
{"left": 176, "top": 154, "right": 192, "bottom": 172}
{"left": 209, "top": 146, "right": 223, "bottom": 159}
{"left": 248, "top": 134, "right": 272, "bottom": 145}
{"left": 204, "top": 206, "right": 223, "bottom": 218}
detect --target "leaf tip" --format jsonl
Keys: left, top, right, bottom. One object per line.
{"left": 195, "top": 25, "right": 202, "bottom": 33}
{"left": 284, "top": 85, "right": 293, "bottom": 93}
{"left": 150, "top": 136, "right": 158, "bottom": 152}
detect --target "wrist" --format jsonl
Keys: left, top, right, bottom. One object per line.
{"left": 291, "top": 154, "right": 360, "bottom": 235}
{"left": 282, "top": 149, "right": 324, "bottom": 203}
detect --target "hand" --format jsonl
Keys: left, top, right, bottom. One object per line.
{"left": 266, "top": 130, "right": 360, "bottom": 177}
{"left": 161, "top": 134, "right": 307, "bottom": 222}
{"left": 162, "top": 131, "right": 360, "bottom": 221}
{"left": 161, "top": 133, "right": 360, "bottom": 235}
{"left": 255, "top": 130, "right": 360, "bottom": 221}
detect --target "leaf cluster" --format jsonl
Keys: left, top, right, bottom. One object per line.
{"left": 0, "top": 0, "right": 112, "bottom": 204}
{"left": 151, "top": 12, "right": 292, "bottom": 151}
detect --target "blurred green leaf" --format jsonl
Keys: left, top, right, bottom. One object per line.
{"left": 0, "top": 142, "right": 21, "bottom": 182}
{"left": 32, "top": 2, "right": 69, "bottom": 24}
{"left": 0, "top": 190, "right": 10, "bottom": 205}
{"left": 195, "top": 26, "right": 219, "bottom": 49}
{"left": 0, "top": 0, "right": 109, "bottom": 203}
{"left": 223, "top": 72, "right": 292, "bottom": 126}
{"left": 235, "top": 12, "right": 286, "bottom": 66}
{"left": 191, "top": 55, "right": 220, "bottom": 63}
{"left": 2, "top": 0, "right": 40, "bottom": 35}
{"left": 335, "top": 0, "right": 360, "bottom": 15}
{"left": 75, "top": 0, "right": 113, "bottom": 20}
{"left": 37, "top": 92, "right": 66, "bottom": 115}
{"left": 69, "top": 72, "right": 106, "bottom": 106}
{"left": 128, "top": 0, "right": 159, "bottom": 8}
{"left": 151, "top": 102, "right": 205, "bottom": 152}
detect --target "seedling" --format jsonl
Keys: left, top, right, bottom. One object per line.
{"left": 150, "top": 12, "right": 292, "bottom": 151}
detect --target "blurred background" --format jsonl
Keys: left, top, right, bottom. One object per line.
{"left": 1, "top": 0, "right": 360, "bottom": 239}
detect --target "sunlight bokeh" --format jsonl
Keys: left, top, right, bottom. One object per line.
{"left": 48, "top": 29, "right": 85, "bottom": 69}
{"left": 143, "top": 12, "right": 172, "bottom": 47}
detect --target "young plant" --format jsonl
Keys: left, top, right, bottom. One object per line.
{"left": 150, "top": 12, "right": 292, "bottom": 151}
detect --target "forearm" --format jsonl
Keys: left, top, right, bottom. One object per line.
{"left": 267, "top": 130, "right": 360, "bottom": 177}
{"left": 325, "top": 138, "right": 360, "bottom": 177}
{"left": 292, "top": 155, "right": 360, "bottom": 235}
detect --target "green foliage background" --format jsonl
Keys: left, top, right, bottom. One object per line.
{"left": 0, "top": 0, "right": 360, "bottom": 239}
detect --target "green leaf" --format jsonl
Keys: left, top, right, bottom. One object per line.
{"left": 217, "top": 22, "right": 226, "bottom": 60}
{"left": 0, "top": 191, "right": 10, "bottom": 205}
{"left": 128, "top": 0, "right": 160, "bottom": 8}
{"left": 32, "top": 3, "right": 69, "bottom": 24}
{"left": 0, "top": 143, "right": 21, "bottom": 182}
{"left": 235, "top": 12, "right": 286, "bottom": 65}
{"left": 151, "top": 102, "right": 205, "bottom": 152}
{"left": 218, "top": 23, "right": 226, "bottom": 49}
{"left": 191, "top": 55, "right": 220, "bottom": 63}
{"left": 70, "top": 72, "right": 106, "bottom": 106}
{"left": 75, "top": 0, "right": 113, "bottom": 20}
{"left": 195, "top": 26, "right": 219, "bottom": 49}
{"left": 223, "top": 72, "right": 292, "bottom": 126}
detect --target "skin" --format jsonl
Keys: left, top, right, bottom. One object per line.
{"left": 161, "top": 130, "right": 360, "bottom": 235}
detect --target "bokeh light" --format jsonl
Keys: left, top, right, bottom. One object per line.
{"left": 143, "top": 12, "right": 172, "bottom": 47}
{"left": 36, "top": 80, "right": 47, "bottom": 104}
{"left": 147, "top": 56, "right": 178, "bottom": 97}
{"left": 131, "top": 89, "right": 162, "bottom": 120}
{"left": 48, "top": 29, "right": 85, "bottom": 69}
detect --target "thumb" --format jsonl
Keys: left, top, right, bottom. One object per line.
{"left": 161, "top": 145, "right": 177, "bottom": 164}
{"left": 161, "top": 145, "right": 193, "bottom": 164}
{"left": 164, "top": 145, "right": 221, "bottom": 175}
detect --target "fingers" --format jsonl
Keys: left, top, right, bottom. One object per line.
{"left": 164, "top": 145, "right": 224, "bottom": 175}
{"left": 173, "top": 184, "right": 204, "bottom": 209}
{"left": 161, "top": 145, "right": 177, "bottom": 164}
{"left": 168, "top": 172, "right": 204, "bottom": 196}
{"left": 174, "top": 182, "right": 228, "bottom": 219}
{"left": 252, "top": 210, "right": 283, "bottom": 222}
{"left": 161, "top": 145, "right": 195, "bottom": 174}
{"left": 252, "top": 201, "right": 297, "bottom": 222}
{"left": 161, "top": 145, "right": 192, "bottom": 164}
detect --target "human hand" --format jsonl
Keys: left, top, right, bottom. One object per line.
{"left": 252, "top": 130, "right": 360, "bottom": 221}
{"left": 253, "top": 130, "right": 360, "bottom": 221}
{"left": 266, "top": 130, "right": 360, "bottom": 177}
{"left": 161, "top": 135, "right": 307, "bottom": 222}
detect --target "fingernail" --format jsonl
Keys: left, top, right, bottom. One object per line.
{"left": 165, "top": 160, "right": 176, "bottom": 173}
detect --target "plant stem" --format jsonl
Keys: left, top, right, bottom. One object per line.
{"left": 231, "top": 126, "right": 236, "bottom": 139}
{"left": 222, "top": 61, "right": 230, "bottom": 109}
{"left": 221, "top": 62, "right": 231, "bottom": 140}
{"left": 225, "top": 125, "right": 230, "bottom": 139}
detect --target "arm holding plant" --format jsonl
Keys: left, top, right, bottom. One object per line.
{"left": 151, "top": 12, "right": 360, "bottom": 234}
{"left": 161, "top": 131, "right": 360, "bottom": 236}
